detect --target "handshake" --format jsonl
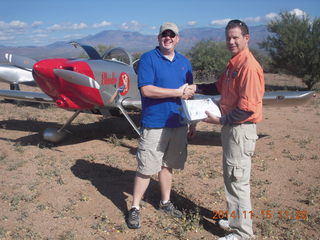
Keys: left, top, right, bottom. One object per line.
{"left": 180, "top": 84, "right": 197, "bottom": 99}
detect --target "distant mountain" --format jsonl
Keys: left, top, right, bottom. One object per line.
{"left": 0, "top": 25, "right": 269, "bottom": 62}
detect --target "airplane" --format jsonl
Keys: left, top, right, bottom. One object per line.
{"left": 0, "top": 59, "right": 35, "bottom": 90}
{"left": 0, "top": 42, "right": 315, "bottom": 143}
{"left": 0, "top": 42, "right": 141, "bottom": 142}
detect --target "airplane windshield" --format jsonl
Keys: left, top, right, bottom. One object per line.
{"left": 102, "top": 48, "right": 133, "bottom": 66}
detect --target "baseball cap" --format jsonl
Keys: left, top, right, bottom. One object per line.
{"left": 159, "top": 22, "right": 179, "bottom": 35}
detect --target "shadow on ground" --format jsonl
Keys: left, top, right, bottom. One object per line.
{"left": 71, "top": 159, "right": 226, "bottom": 237}
{"left": 0, "top": 115, "right": 140, "bottom": 147}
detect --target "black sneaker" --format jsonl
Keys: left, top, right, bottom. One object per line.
{"left": 159, "top": 201, "right": 183, "bottom": 218}
{"left": 127, "top": 207, "right": 141, "bottom": 229}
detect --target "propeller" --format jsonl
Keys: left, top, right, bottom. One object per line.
{"left": 53, "top": 69, "right": 100, "bottom": 89}
{"left": 5, "top": 53, "right": 36, "bottom": 71}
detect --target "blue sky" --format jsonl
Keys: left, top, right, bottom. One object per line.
{"left": 1, "top": 0, "right": 319, "bottom": 47}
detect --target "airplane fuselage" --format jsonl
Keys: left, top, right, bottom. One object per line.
{"left": 32, "top": 58, "right": 139, "bottom": 110}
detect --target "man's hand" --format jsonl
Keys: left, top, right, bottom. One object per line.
{"left": 202, "top": 111, "right": 221, "bottom": 124}
{"left": 178, "top": 83, "right": 188, "bottom": 98}
{"left": 187, "top": 84, "right": 197, "bottom": 93}
{"left": 181, "top": 84, "right": 196, "bottom": 99}
{"left": 187, "top": 123, "right": 196, "bottom": 139}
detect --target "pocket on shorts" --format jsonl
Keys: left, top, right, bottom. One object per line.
{"left": 139, "top": 128, "right": 158, "bottom": 150}
{"left": 244, "top": 129, "right": 258, "bottom": 157}
{"left": 226, "top": 164, "right": 244, "bottom": 182}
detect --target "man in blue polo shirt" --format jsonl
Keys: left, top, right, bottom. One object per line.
{"left": 127, "top": 22, "right": 195, "bottom": 229}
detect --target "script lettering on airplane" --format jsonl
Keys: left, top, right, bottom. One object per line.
{"left": 101, "top": 72, "right": 117, "bottom": 85}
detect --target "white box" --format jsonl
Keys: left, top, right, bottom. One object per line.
{"left": 182, "top": 97, "right": 221, "bottom": 122}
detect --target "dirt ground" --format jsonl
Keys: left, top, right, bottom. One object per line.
{"left": 0, "top": 75, "right": 319, "bottom": 240}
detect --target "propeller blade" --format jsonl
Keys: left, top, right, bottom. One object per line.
{"left": 53, "top": 69, "right": 100, "bottom": 89}
{"left": 5, "top": 53, "right": 36, "bottom": 71}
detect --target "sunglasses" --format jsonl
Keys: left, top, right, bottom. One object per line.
{"left": 228, "top": 19, "right": 244, "bottom": 25}
{"left": 226, "top": 19, "right": 249, "bottom": 35}
{"left": 161, "top": 30, "right": 176, "bottom": 38}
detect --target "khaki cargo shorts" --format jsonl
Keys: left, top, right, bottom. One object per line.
{"left": 136, "top": 126, "right": 188, "bottom": 175}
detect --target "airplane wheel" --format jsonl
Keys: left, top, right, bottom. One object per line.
{"left": 43, "top": 127, "right": 68, "bottom": 143}
{"left": 10, "top": 83, "right": 20, "bottom": 90}
{"left": 4, "top": 84, "right": 21, "bottom": 103}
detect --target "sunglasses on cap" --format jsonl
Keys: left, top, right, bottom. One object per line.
{"left": 161, "top": 30, "right": 176, "bottom": 38}
{"left": 226, "top": 19, "right": 249, "bottom": 35}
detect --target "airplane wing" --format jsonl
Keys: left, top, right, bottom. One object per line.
{"left": 0, "top": 89, "right": 53, "bottom": 104}
{"left": 192, "top": 90, "right": 315, "bottom": 107}
{"left": 0, "top": 65, "right": 34, "bottom": 84}
{"left": 262, "top": 91, "right": 315, "bottom": 106}
{"left": 0, "top": 89, "right": 314, "bottom": 108}
{"left": 0, "top": 54, "right": 36, "bottom": 89}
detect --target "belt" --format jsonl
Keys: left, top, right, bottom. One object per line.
{"left": 228, "top": 121, "right": 255, "bottom": 126}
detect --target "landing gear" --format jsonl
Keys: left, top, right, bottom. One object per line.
{"left": 43, "top": 110, "right": 81, "bottom": 143}
{"left": 10, "top": 83, "right": 20, "bottom": 91}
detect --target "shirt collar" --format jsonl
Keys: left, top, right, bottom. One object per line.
{"left": 229, "top": 47, "right": 249, "bottom": 68}
{"left": 155, "top": 47, "right": 178, "bottom": 61}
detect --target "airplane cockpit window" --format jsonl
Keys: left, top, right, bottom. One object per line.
{"left": 133, "top": 59, "right": 140, "bottom": 75}
{"left": 102, "top": 48, "right": 133, "bottom": 66}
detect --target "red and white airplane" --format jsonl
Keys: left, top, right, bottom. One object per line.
{"left": 0, "top": 42, "right": 314, "bottom": 143}
{"left": 0, "top": 42, "right": 141, "bottom": 142}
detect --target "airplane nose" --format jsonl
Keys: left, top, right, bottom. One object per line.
{"left": 32, "top": 58, "right": 103, "bottom": 109}
{"left": 32, "top": 59, "right": 69, "bottom": 98}
{"left": 33, "top": 59, "right": 68, "bottom": 79}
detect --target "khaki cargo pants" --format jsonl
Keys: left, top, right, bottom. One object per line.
{"left": 221, "top": 123, "right": 258, "bottom": 239}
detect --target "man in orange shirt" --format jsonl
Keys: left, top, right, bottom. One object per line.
{"left": 189, "top": 19, "right": 264, "bottom": 239}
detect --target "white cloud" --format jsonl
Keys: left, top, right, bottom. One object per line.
{"left": 265, "top": 12, "right": 278, "bottom": 20}
{"left": 120, "top": 20, "right": 143, "bottom": 31}
{"left": 9, "top": 20, "right": 27, "bottom": 28}
{"left": 0, "top": 20, "right": 27, "bottom": 30}
{"left": 290, "top": 8, "right": 307, "bottom": 17}
{"left": 244, "top": 16, "right": 262, "bottom": 23}
{"left": 34, "top": 33, "right": 48, "bottom": 38}
{"left": 187, "top": 21, "right": 197, "bottom": 26}
{"left": 0, "top": 20, "right": 28, "bottom": 42}
{"left": 47, "top": 22, "right": 88, "bottom": 31}
{"left": 47, "top": 24, "right": 62, "bottom": 31}
{"left": 32, "top": 21, "right": 44, "bottom": 27}
{"left": 264, "top": 8, "right": 307, "bottom": 23}
{"left": 93, "top": 21, "right": 112, "bottom": 28}
{"left": 210, "top": 18, "right": 232, "bottom": 26}
{"left": 71, "top": 23, "right": 87, "bottom": 30}
{"left": 0, "top": 33, "right": 15, "bottom": 41}
{"left": 209, "top": 9, "right": 308, "bottom": 27}
{"left": 63, "top": 33, "right": 84, "bottom": 40}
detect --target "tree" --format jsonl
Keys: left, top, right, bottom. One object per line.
{"left": 250, "top": 48, "right": 272, "bottom": 73}
{"left": 259, "top": 11, "right": 320, "bottom": 89}
{"left": 187, "top": 40, "right": 231, "bottom": 83}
